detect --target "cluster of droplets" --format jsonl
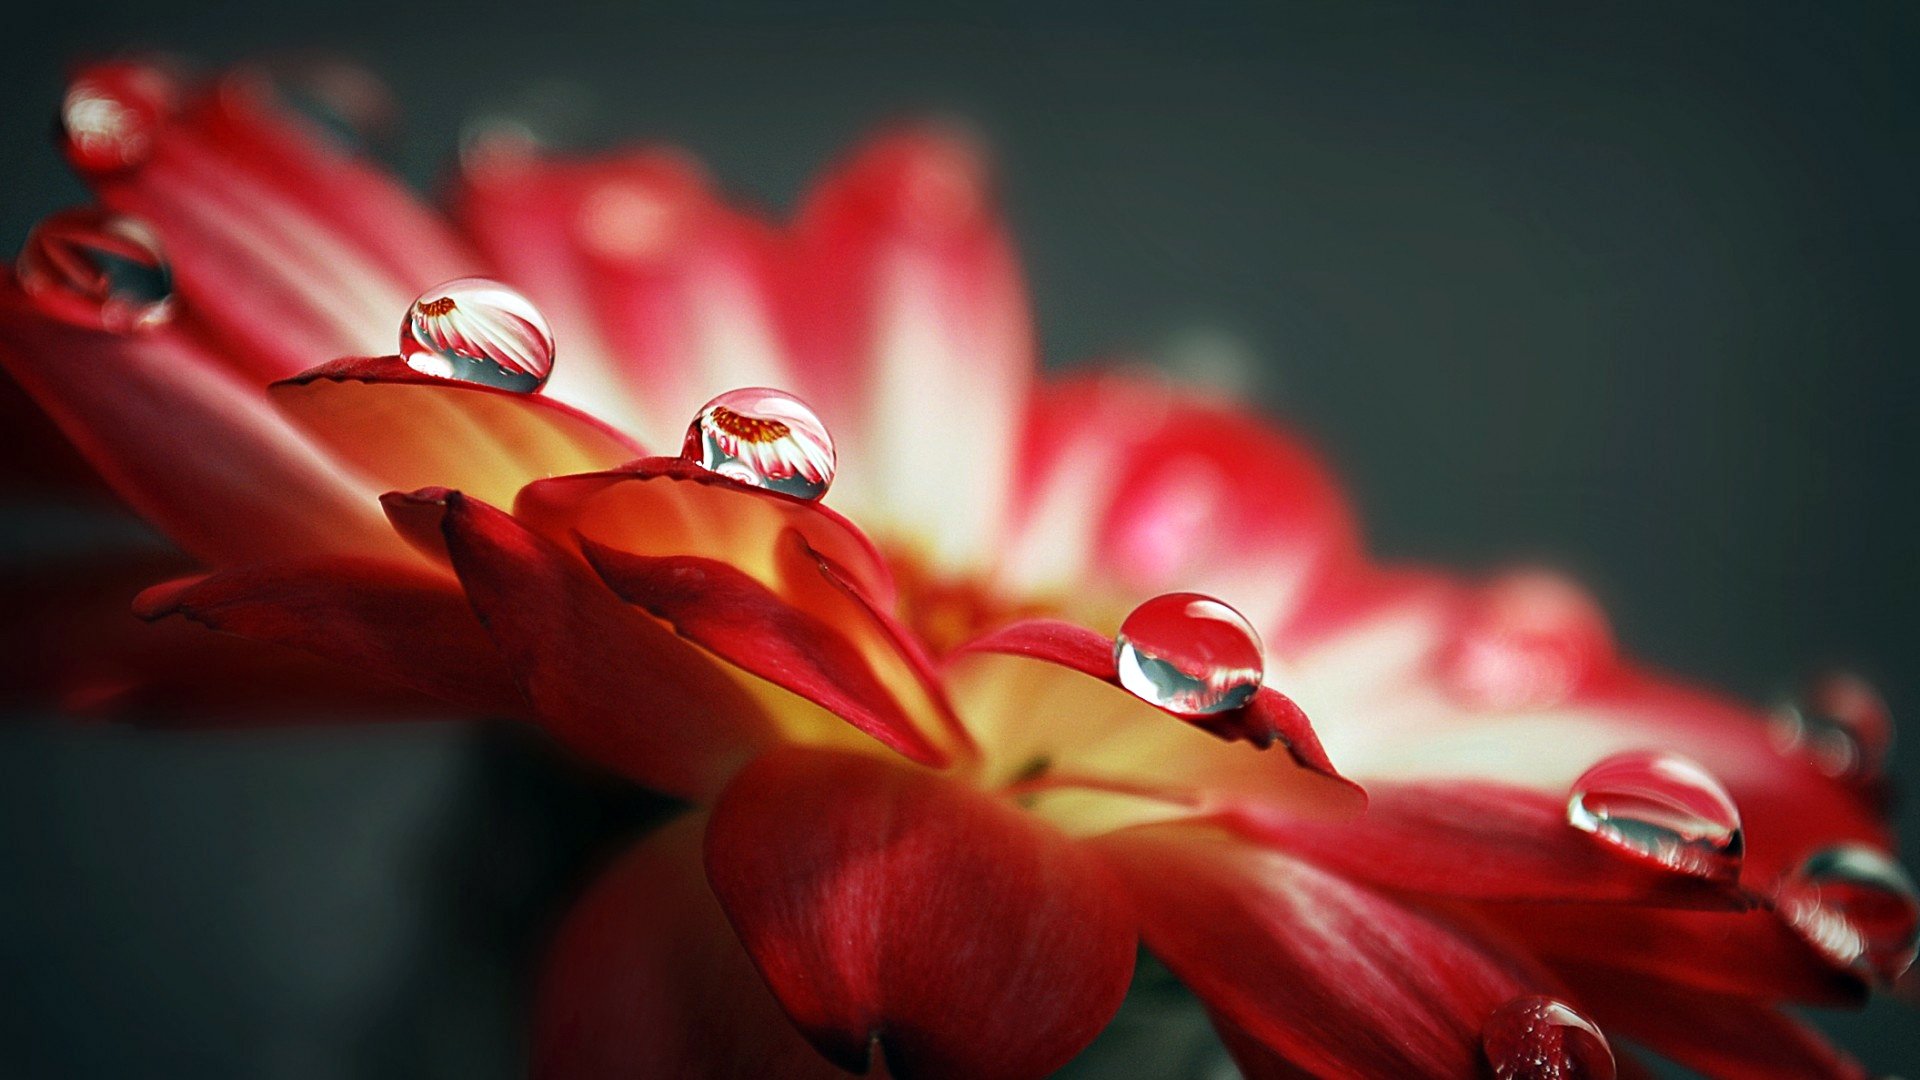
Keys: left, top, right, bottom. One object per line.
{"left": 1566, "top": 751, "right": 1744, "bottom": 883}
{"left": 16, "top": 207, "right": 176, "bottom": 333}
{"left": 1113, "top": 592, "right": 1265, "bottom": 717}
{"left": 1480, "top": 996, "right": 1616, "bottom": 1080}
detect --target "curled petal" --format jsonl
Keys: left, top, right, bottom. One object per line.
{"left": 704, "top": 747, "right": 1137, "bottom": 1080}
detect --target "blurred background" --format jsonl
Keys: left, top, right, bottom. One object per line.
{"left": 0, "top": 1, "right": 1914, "bottom": 1075}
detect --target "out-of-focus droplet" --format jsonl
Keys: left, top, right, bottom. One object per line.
{"left": 1567, "top": 751, "right": 1743, "bottom": 882}
{"left": 60, "top": 62, "right": 178, "bottom": 174}
{"left": 1444, "top": 569, "right": 1614, "bottom": 712}
{"left": 1772, "top": 670, "right": 1894, "bottom": 783}
{"left": 1114, "top": 592, "right": 1264, "bottom": 717}
{"left": 458, "top": 80, "right": 597, "bottom": 182}
{"left": 1482, "top": 995, "right": 1616, "bottom": 1080}
{"left": 16, "top": 207, "right": 175, "bottom": 333}
{"left": 236, "top": 56, "right": 398, "bottom": 153}
{"left": 1777, "top": 844, "right": 1920, "bottom": 985}
{"left": 682, "top": 388, "right": 836, "bottom": 499}
{"left": 400, "top": 277, "right": 554, "bottom": 392}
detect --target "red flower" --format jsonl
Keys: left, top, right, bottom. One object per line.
{"left": 0, "top": 60, "right": 1908, "bottom": 1079}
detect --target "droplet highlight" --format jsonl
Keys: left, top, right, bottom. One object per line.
{"left": 60, "top": 62, "right": 177, "bottom": 174}
{"left": 682, "top": 388, "right": 836, "bottom": 500}
{"left": 1482, "top": 996, "right": 1616, "bottom": 1080}
{"left": 1772, "top": 670, "right": 1894, "bottom": 783}
{"left": 1444, "top": 569, "right": 1614, "bottom": 711}
{"left": 400, "top": 277, "right": 555, "bottom": 392}
{"left": 16, "top": 207, "right": 175, "bottom": 333}
{"left": 1777, "top": 844, "right": 1920, "bottom": 985}
{"left": 1114, "top": 592, "right": 1263, "bottom": 717}
{"left": 1567, "top": 751, "right": 1743, "bottom": 882}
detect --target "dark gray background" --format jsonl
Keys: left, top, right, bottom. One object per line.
{"left": 0, "top": 1, "right": 1914, "bottom": 1075}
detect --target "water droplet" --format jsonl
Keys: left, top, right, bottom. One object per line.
{"left": 400, "top": 277, "right": 555, "bottom": 392}
{"left": 1114, "top": 592, "right": 1263, "bottom": 717}
{"left": 16, "top": 207, "right": 175, "bottom": 333}
{"left": 1772, "top": 670, "right": 1893, "bottom": 782}
{"left": 60, "top": 62, "right": 177, "bottom": 174}
{"left": 1444, "top": 569, "right": 1613, "bottom": 711}
{"left": 682, "top": 388, "right": 836, "bottom": 500}
{"left": 235, "top": 57, "right": 398, "bottom": 153}
{"left": 458, "top": 80, "right": 598, "bottom": 182}
{"left": 1482, "top": 996, "right": 1616, "bottom": 1080}
{"left": 1777, "top": 844, "right": 1920, "bottom": 985}
{"left": 1567, "top": 751, "right": 1743, "bottom": 882}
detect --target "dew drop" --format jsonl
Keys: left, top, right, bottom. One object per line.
{"left": 1566, "top": 751, "right": 1743, "bottom": 882}
{"left": 1772, "top": 670, "right": 1893, "bottom": 783}
{"left": 16, "top": 207, "right": 175, "bottom": 333}
{"left": 1444, "top": 569, "right": 1613, "bottom": 712}
{"left": 1777, "top": 844, "right": 1920, "bottom": 985}
{"left": 1114, "top": 592, "right": 1263, "bottom": 717}
{"left": 1482, "top": 995, "right": 1616, "bottom": 1080}
{"left": 400, "top": 277, "right": 555, "bottom": 392}
{"left": 60, "top": 62, "right": 177, "bottom": 174}
{"left": 682, "top": 388, "right": 836, "bottom": 500}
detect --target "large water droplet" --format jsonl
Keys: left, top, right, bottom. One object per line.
{"left": 1567, "top": 751, "right": 1743, "bottom": 882}
{"left": 682, "top": 388, "right": 836, "bottom": 500}
{"left": 400, "top": 277, "right": 555, "bottom": 392}
{"left": 1777, "top": 844, "right": 1920, "bottom": 985}
{"left": 1114, "top": 592, "right": 1263, "bottom": 717}
{"left": 16, "top": 207, "right": 175, "bottom": 333}
{"left": 1444, "top": 569, "right": 1613, "bottom": 712}
{"left": 1482, "top": 996, "right": 1615, "bottom": 1080}
{"left": 61, "top": 63, "right": 177, "bottom": 174}
{"left": 1772, "top": 670, "right": 1894, "bottom": 783}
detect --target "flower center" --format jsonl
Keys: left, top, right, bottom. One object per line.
{"left": 416, "top": 296, "right": 458, "bottom": 317}
{"left": 707, "top": 405, "right": 791, "bottom": 444}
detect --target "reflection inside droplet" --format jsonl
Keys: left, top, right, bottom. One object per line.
{"left": 682, "top": 388, "right": 836, "bottom": 500}
{"left": 1113, "top": 592, "right": 1263, "bottom": 717}
{"left": 16, "top": 207, "right": 175, "bottom": 333}
{"left": 1566, "top": 751, "right": 1743, "bottom": 882}
{"left": 400, "top": 277, "right": 555, "bottom": 392}
{"left": 1777, "top": 844, "right": 1920, "bottom": 986}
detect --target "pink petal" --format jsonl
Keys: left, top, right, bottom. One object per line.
{"left": 704, "top": 747, "right": 1137, "bottom": 1079}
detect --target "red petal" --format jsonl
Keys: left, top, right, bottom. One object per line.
{"left": 785, "top": 126, "right": 1033, "bottom": 571}
{"left": 0, "top": 286, "right": 397, "bottom": 565}
{"left": 1269, "top": 779, "right": 1748, "bottom": 908}
{"left": 132, "top": 555, "right": 522, "bottom": 715}
{"left": 534, "top": 815, "right": 853, "bottom": 1080}
{"left": 1094, "top": 824, "right": 1557, "bottom": 1079}
{"left": 425, "top": 490, "right": 784, "bottom": 799}
{"left": 271, "top": 355, "right": 641, "bottom": 511}
{"left": 704, "top": 747, "right": 1137, "bottom": 1079}
{"left": 452, "top": 149, "right": 793, "bottom": 446}
{"left": 584, "top": 537, "right": 957, "bottom": 767}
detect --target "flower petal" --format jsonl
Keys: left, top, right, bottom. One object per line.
{"left": 1093, "top": 823, "right": 1558, "bottom": 1079}
{"left": 0, "top": 286, "right": 397, "bottom": 565}
{"left": 271, "top": 355, "right": 642, "bottom": 510}
{"left": 131, "top": 555, "right": 522, "bottom": 715}
{"left": 534, "top": 815, "right": 852, "bottom": 1080}
{"left": 786, "top": 126, "right": 1032, "bottom": 573}
{"left": 425, "top": 489, "right": 786, "bottom": 799}
{"left": 583, "top": 536, "right": 958, "bottom": 767}
{"left": 704, "top": 746, "right": 1137, "bottom": 1080}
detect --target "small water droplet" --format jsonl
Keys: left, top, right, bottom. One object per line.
{"left": 1482, "top": 996, "right": 1615, "bottom": 1080}
{"left": 1114, "top": 592, "right": 1263, "bottom": 717}
{"left": 1567, "top": 751, "right": 1743, "bottom": 882}
{"left": 400, "top": 277, "right": 555, "bottom": 392}
{"left": 236, "top": 57, "right": 398, "bottom": 153}
{"left": 60, "top": 62, "right": 177, "bottom": 174}
{"left": 682, "top": 388, "right": 836, "bottom": 500}
{"left": 1773, "top": 670, "right": 1894, "bottom": 782}
{"left": 16, "top": 207, "right": 175, "bottom": 333}
{"left": 1777, "top": 844, "right": 1920, "bottom": 985}
{"left": 1444, "top": 569, "right": 1613, "bottom": 711}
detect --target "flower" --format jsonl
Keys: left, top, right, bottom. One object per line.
{"left": 0, "top": 59, "right": 1908, "bottom": 1078}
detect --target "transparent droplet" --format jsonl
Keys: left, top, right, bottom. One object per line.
{"left": 1482, "top": 996, "right": 1616, "bottom": 1080}
{"left": 1445, "top": 569, "right": 1613, "bottom": 712}
{"left": 400, "top": 277, "right": 555, "bottom": 392}
{"left": 16, "top": 207, "right": 175, "bottom": 333}
{"left": 1567, "top": 751, "right": 1743, "bottom": 882}
{"left": 236, "top": 57, "right": 398, "bottom": 153}
{"left": 61, "top": 62, "right": 177, "bottom": 174}
{"left": 1777, "top": 844, "right": 1920, "bottom": 985}
{"left": 1114, "top": 592, "right": 1264, "bottom": 717}
{"left": 1772, "top": 670, "right": 1894, "bottom": 783}
{"left": 682, "top": 388, "right": 836, "bottom": 500}
{"left": 458, "top": 80, "right": 597, "bottom": 182}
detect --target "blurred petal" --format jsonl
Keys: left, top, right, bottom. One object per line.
{"left": 704, "top": 747, "right": 1137, "bottom": 1080}
{"left": 534, "top": 815, "right": 853, "bottom": 1080}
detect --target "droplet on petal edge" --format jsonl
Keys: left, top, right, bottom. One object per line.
{"left": 1113, "top": 592, "right": 1263, "bottom": 718}
{"left": 1566, "top": 751, "right": 1743, "bottom": 882}
{"left": 16, "top": 207, "right": 175, "bottom": 333}
{"left": 681, "top": 388, "right": 836, "bottom": 500}
{"left": 1444, "top": 569, "right": 1613, "bottom": 712}
{"left": 1482, "top": 995, "right": 1616, "bottom": 1080}
{"left": 60, "top": 62, "right": 178, "bottom": 174}
{"left": 1777, "top": 844, "right": 1920, "bottom": 986}
{"left": 400, "top": 277, "right": 555, "bottom": 393}
{"left": 1772, "top": 670, "right": 1894, "bottom": 783}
